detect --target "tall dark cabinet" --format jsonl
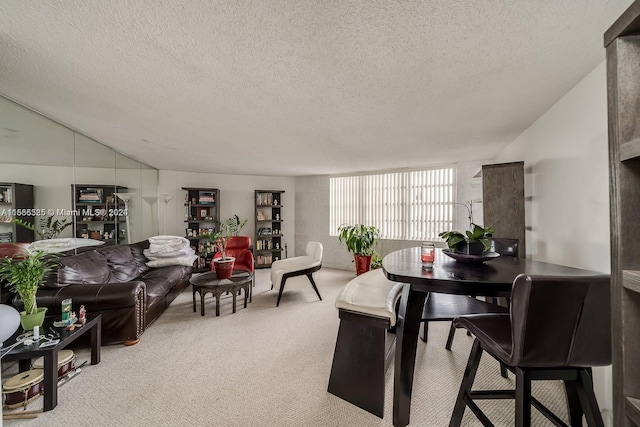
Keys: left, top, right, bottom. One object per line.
{"left": 605, "top": 2, "right": 640, "bottom": 425}
{"left": 254, "top": 190, "right": 284, "bottom": 268}
{"left": 0, "top": 183, "right": 35, "bottom": 243}
{"left": 481, "top": 161, "right": 525, "bottom": 258}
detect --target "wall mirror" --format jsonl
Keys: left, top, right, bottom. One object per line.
{"left": 0, "top": 95, "right": 158, "bottom": 253}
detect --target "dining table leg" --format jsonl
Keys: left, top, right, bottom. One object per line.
{"left": 393, "top": 283, "right": 427, "bottom": 427}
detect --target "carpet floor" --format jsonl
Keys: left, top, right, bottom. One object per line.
{"left": 2, "top": 268, "right": 568, "bottom": 426}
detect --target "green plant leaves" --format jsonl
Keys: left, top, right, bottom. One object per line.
{"left": 337, "top": 224, "right": 381, "bottom": 256}
{"left": 0, "top": 251, "right": 54, "bottom": 315}
{"left": 439, "top": 223, "right": 495, "bottom": 250}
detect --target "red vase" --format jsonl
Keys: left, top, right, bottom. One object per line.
{"left": 214, "top": 257, "right": 235, "bottom": 279}
{"left": 354, "top": 254, "right": 372, "bottom": 276}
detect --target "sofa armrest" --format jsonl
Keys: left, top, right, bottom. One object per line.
{"left": 31, "top": 281, "right": 147, "bottom": 314}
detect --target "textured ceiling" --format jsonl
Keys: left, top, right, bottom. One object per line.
{"left": 0, "top": 0, "right": 633, "bottom": 176}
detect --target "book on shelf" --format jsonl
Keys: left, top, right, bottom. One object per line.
{"left": 198, "top": 191, "right": 215, "bottom": 204}
{"left": 256, "top": 193, "right": 273, "bottom": 206}
{"left": 78, "top": 188, "right": 103, "bottom": 203}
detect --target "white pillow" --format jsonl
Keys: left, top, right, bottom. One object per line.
{"left": 146, "top": 254, "right": 198, "bottom": 268}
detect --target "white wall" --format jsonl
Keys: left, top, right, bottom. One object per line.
{"left": 158, "top": 170, "right": 296, "bottom": 253}
{"left": 493, "top": 61, "right": 612, "bottom": 424}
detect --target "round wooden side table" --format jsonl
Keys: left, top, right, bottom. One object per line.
{"left": 190, "top": 270, "right": 253, "bottom": 316}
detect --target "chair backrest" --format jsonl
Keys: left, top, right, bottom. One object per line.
{"left": 490, "top": 238, "right": 519, "bottom": 258}
{"left": 305, "top": 241, "right": 323, "bottom": 263}
{"left": 226, "top": 236, "right": 251, "bottom": 250}
{"left": 509, "top": 274, "right": 611, "bottom": 368}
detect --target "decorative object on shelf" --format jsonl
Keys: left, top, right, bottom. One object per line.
{"left": 0, "top": 250, "right": 55, "bottom": 330}
{"left": 257, "top": 211, "right": 265, "bottom": 221}
{"left": 337, "top": 224, "right": 381, "bottom": 275}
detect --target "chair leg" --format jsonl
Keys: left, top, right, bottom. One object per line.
{"left": 306, "top": 273, "right": 322, "bottom": 301}
{"left": 445, "top": 321, "right": 456, "bottom": 350}
{"left": 500, "top": 363, "right": 508, "bottom": 378}
{"left": 276, "top": 278, "right": 287, "bottom": 307}
{"left": 421, "top": 320, "right": 429, "bottom": 343}
{"left": 575, "top": 368, "right": 605, "bottom": 427}
{"left": 449, "top": 339, "right": 483, "bottom": 427}
{"left": 515, "top": 368, "right": 532, "bottom": 427}
{"left": 564, "top": 378, "right": 584, "bottom": 425}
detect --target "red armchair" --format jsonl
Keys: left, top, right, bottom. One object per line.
{"left": 211, "top": 236, "right": 255, "bottom": 285}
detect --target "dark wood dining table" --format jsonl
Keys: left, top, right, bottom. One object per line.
{"left": 382, "top": 247, "right": 603, "bottom": 427}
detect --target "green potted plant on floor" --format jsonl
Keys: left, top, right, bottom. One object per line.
{"left": 337, "top": 224, "right": 381, "bottom": 275}
{"left": 203, "top": 223, "right": 235, "bottom": 279}
{"left": 0, "top": 250, "right": 55, "bottom": 330}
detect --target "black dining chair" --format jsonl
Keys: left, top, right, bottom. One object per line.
{"left": 421, "top": 238, "right": 519, "bottom": 349}
{"left": 449, "top": 274, "right": 611, "bottom": 427}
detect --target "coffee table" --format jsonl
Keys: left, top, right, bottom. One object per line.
{"left": 190, "top": 270, "right": 253, "bottom": 316}
{"left": 1, "top": 313, "right": 101, "bottom": 411}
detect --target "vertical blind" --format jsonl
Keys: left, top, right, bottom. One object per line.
{"left": 330, "top": 167, "right": 455, "bottom": 240}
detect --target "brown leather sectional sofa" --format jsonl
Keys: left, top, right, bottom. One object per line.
{"left": 7, "top": 241, "right": 191, "bottom": 345}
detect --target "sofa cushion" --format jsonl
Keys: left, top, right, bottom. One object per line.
{"left": 130, "top": 242, "right": 152, "bottom": 275}
{"left": 140, "top": 266, "right": 189, "bottom": 305}
{"left": 58, "top": 250, "right": 111, "bottom": 285}
{"left": 97, "top": 245, "right": 140, "bottom": 283}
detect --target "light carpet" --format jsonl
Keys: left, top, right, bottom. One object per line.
{"left": 2, "top": 268, "right": 567, "bottom": 426}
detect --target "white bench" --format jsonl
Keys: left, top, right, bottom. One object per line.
{"left": 327, "top": 269, "right": 404, "bottom": 418}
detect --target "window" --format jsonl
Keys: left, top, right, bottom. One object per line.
{"left": 330, "top": 167, "right": 455, "bottom": 241}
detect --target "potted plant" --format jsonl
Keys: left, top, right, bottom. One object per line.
{"left": 337, "top": 224, "right": 381, "bottom": 275}
{"left": 203, "top": 223, "right": 235, "bottom": 279}
{"left": 438, "top": 199, "right": 495, "bottom": 255}
{"left": 439, "top": 223, "right": 495, "bottom": 255}
{"left": 224, "top": 215, "right": 248, "bottom": 236}
{"left": 0, "top": 250, "right": 54, "bottom": 330}
{"left": 13, "top": 214, "right": 72, "bottom": 239}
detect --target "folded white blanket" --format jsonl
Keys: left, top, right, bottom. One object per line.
{"left": 146, "top": 235, "right": 191, "bottom": 258}
{"left": 144, "top": 245, "right": 193, "bottom": 259}
{"left": 28, "top": 238, "right": 105, "bottom": 254}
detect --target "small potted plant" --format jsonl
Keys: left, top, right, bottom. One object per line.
{"left": 438, "top": 200, "right": 495, "bottom": 256}
{"left": 203, "top": 223, "right": 235, "bottom": 279}
{"left": 439, "top": 223, "right": 495, "bottom": 255}
{"left": 0, "top": 250, "right": 55, "bottom": 330}
{"left": 337, "top": 224, "right": 381, "bottom": 275}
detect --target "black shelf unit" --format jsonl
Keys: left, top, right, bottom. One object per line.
{"left": 254, "top": 190, "right": 284, "bottom": 268}
{"left": 182, "top": 187, "right": 220, "bottom": 269}
{"left": 72, "top": 184, "right": 127, "bottom": 244}
{"left": 0, "top": 183, "right": 35, "bottom": 243}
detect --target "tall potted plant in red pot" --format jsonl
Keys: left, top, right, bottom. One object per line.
{"left": 204, "top": 224, "right": 235, "bottom": 279}
{"left": 338, "top": 224, "right": 381, "bottom": 275}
